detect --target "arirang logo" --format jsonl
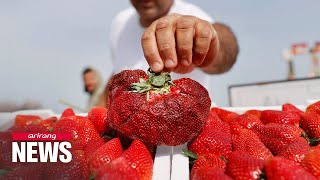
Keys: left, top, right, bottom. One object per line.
{"left": 12, "top": 132, "right": 72, "bottom": 163}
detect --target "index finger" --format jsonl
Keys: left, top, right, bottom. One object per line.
{"left": 141, "top": 21, "right": 164, "bottom": 73}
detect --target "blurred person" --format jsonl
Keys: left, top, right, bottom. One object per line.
{"left": 82, "top": 67, "right": 105, "bottom": 110}
{"left": 102, "top": 0, "right": 239, "bottom": 107}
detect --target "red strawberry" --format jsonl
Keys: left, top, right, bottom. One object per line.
{"left": 1, "top": 163, "right": 45, "bottom": 180}
{"left": 88, "top": 106, "right": 109, "bottom": 134}
{"left": 120, "top": 140, "right": 153, "bottom": 180}
{"left": 45, "top": 150, "right": 90, "bottom": 180}
{"left": 307, "top": 101, "right": 320, "bottom": 114}
{"left": 252, "top": 123, "right": 301, "bottom": 155}
{"left": 107, "top": 69, "right": 211, "bottom": 146}
{"left": 301, "top": 149, "right": 320, "bottom": 178}
{"left": 277, "top": 137, "right": 310, "bottom": 164}
{"left": 244, "top": 110, "right": 262, "bottom": 119}
{"left": 311, "top": 144, "right": 320, "bottom": 151}
{"left": 89, "top": 138, "right": 123, "bottom": 175}
{"left": 25, "top": 117, "right": 57, "bottom": 132}
{"left": 236, "top": 114, "right": 263, "bottom": 129}
{"left": 232, "top": 129, "right": 272, "bottom": 160}
{"left": 191, "top": 154, "right": 227, "bottom": 173}
{"left": 53, "top": 116, "right": 101, "bottom": 150}
{"left": 14, "top": 115, "right": 41, "bottom": 129}
{"left": 282, "top": 103, "right": 304, "bottom": 115}
{"left": 84, "top": 137, "right": 110, "bottom": 161}
{"left": 191, "top": 168, "right": 232, "bottom": 180}
{"left": 60, "top": 108, "right": 75, "bottom": 118}
{"left": 0, "top": 132, "right": 23, "bottom": 169}
{"left": 260, "top": 110, "right": 300, "bottom": 126}
{"left": 265, "top": 157, "right": 317, "bottom": 180}
{"left": 188, "top": 112, "right": 232, "bottom": 158}
{"left": 302, "top": 112, "right": 320, "bottom": 139}
{"left": 95, "top": 157, "right": 139, "bottom": 180}
{"left": 211, "top": 107, "right": 240, "bottom": 123}
{"left": 226, "top": 151, "right": 264, "bottom": 180}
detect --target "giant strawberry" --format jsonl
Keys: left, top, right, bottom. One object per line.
{"left": 107, "top": 69, "right": 211, "bottom": 146}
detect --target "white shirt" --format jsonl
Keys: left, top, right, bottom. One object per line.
{"left": 110, "top": 0, "right": 214, "bottom": 92}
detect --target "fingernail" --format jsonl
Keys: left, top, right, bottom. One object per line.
{"left": 181, "top": 59, "right": 189, "bottom": 66}
{"left": 152, "top": 62, "right": 162, "bottom": 72}
{"left": 165, "top": 59, "right": 175, "bottom": 68}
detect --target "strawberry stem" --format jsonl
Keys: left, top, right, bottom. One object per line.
{"left": 182, "top": 148, "right": 198, "bottom": 160}
{"left": 131, "top": 69, "right": 174, "bottom": 100}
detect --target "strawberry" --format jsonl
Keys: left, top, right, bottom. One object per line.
{"left": 277, "top": 137, "right": 310, "bottom": 164}
{"left": 88, "top": 106, "right": 109, "bottom": 134}
{"left": 307, "top": 101, "right": 320, "bottom": 114}
{"left": 120, "top": 139, "right": 153, "bottom": 180}
{"left": 95, "top": 157, "right": 139, "bottom": 180}
{"left": 191, "top": 154, "right": 227, "bottom": 173}
{"left": 53, "top": 116, "right": 101, "bottom": 150}
{"left": 188, "top": 112, "right": 232, "bottom": 158}
{"left": 45, "top": 150, "right": 90, "bottom": 180}
{"left": 301, "top": 149, "right": 320, "bottom": 178}
{"left": 265, "top": 157, "right": 317, "bottom": 180}
{"left": 282, "top": 103, "right": 304, "bottom": 116}
{"left": 14, "top": 115, "right": 41, "bottom": 129}
{"left": 232, "top": 129, "right": 272, "bottom": 160}
{"left": 60, "top": 107, "right": 75, "bottom": 118}
{"left": 302, "top": 112, "right": 320, "bottom": 139}
{"left": 191, "top": 168, "right": 232, "bottom": 180}
{"left": 244, "top": 110, "right": 262, "bottom": 119}
{"left": 211, "top": 107, "right": 240, "bottom": 123}
{"left": 0, "top": 132, "right": 23, "bottom": 169}
{"left": 252, "top": 123, "right": 301, "bottom": 155}
{"left": 25, "top": 117, "right": 57, "bottom": 132}
{"left": 260, "top": 110, "right": 300, "bottom": 126}
{"left": 89, "top": 138, "right": 123, "bottom": 175}
{"left": 1, "top": 163, "right": 46, "bottom": 180}
{"left": 236, "top": 114, "right": 262, "bottom": 129}
{"left": 107, "top": 69, "right": 211, "bottom": 146}
{"left": 226, "top": 151, "right": 264, "bottom": 180}
{"left": 84, "top": 137, "right": 110, "bottom": 161}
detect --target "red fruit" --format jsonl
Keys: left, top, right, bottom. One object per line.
{"left": 84, "top": 137, "right": 110, "bottom": 161}
{"left": 226, "top": 151, "right": 264, "bottom": 180}
{"left": 45, "top": 150, "right": 90, "bottom": 180}
{"left": 89, "top": 138, "right": 123, "bottom": 175}
{"left": 232, "top": 129, "right": 272, "bottom": 160}
{"left": 260, "top": 110, "right": 300, "bottom": 126}
{"left": 0, "top": 132, "right": 23, "bottom": 169}
{"left": 14, "top": 115, "right": 41, "bottom": 129}
{"left": 192, "top": 154, "right": 226, "bottom": 173}
{"left": 236, "top": 114, "right": 263, "bottom": 129}
{"left": 252, "top": 123, "right": 301, "bottom": 155}
{"left": 277, "top": 137, "right": 310, "bottom": 164}
{"left": 283, "top": 103, "right": 304, "bottom": 115}
{"left": 302, "top": 112, "right": 320, "bottom": 139}
{"left": 307, "top": 101, "right": 320, "bottom": 114}
{"left": 53, "top": 116, "right": 101, "bottom": 150}
{"left": 1, "top": 163, "right": 45, "bottom": 180}
{"left": 95, "top": 157, "right": 139, "bottom": 180}
{"left": 88, "top": 106, "right": 109, "bottom": 134}
{"left": 188, "top": 112, "right": 232, "bottom": 158}
{"left": 211, "top": 107, "right": 239, "bottom": 123}
{"left": 25, "top": 117, "right": 57, "bottom": 132}
{"left": 265, "top": 157, "right": 317, "bottom": 180}
{"left": 60, "top": 108, "right": 75, "bottom": 118}
{"left": 244, "top": 110, "right": 262, "bottom": 119}
{"left": 301, "top": 149, "right": 320, "bottom": 178}
{"left": 191, "top": 168, "right": 232, "bottom": 180}
{"left": 107, "top": 70, "right": 211, "bottom": 146}
{"left": 120, "top": 140, "right": 153, "bottom": 180}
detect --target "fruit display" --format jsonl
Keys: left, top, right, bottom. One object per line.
{"left": 1, "top": 70, "right": 320, "bottom": 179}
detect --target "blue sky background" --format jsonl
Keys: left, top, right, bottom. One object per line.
{"left": 0, "top": 0, "right": 319, "bottom": 113}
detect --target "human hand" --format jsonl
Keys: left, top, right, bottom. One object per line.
{"left": 141, "top": 13, "right": 219, "bottom": 74}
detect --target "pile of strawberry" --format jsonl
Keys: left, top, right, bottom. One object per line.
{"left": 186, "top": 101, "right": 320, "bottom": 180}
{"left": 0, "top": 107, "right": 153, "bottom": 180}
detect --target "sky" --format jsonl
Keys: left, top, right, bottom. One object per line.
{"left": 0, "top": 0, "right": 319, "bottom": 113}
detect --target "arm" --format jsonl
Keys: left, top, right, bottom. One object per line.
{"left": 200, "top": 22, "right": 239, "bottom": 74}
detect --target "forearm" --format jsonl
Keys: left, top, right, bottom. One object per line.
{"left": 201, "top": 22, "right": 239, "bottom": 74}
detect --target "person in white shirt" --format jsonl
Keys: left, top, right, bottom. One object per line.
{"left": 101, "top": 0, "right": 239, "bottom": 107}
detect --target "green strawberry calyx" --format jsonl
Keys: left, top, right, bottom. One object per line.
{"left": 131, "top": 68, "right": 174, "bottom": 100}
